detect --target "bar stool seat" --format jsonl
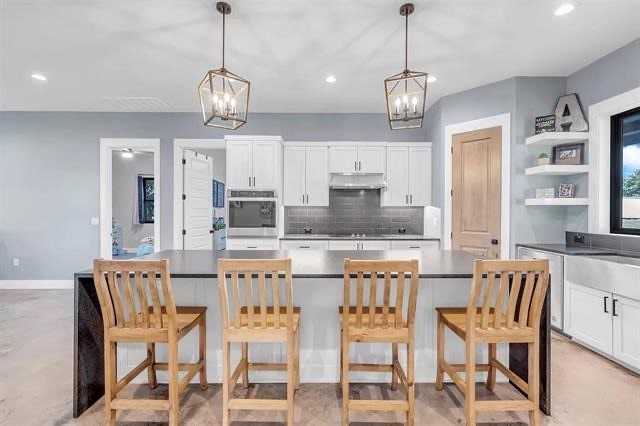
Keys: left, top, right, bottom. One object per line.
{"left": 238, "top": 306, "right": 301, "bottom": 330}
{"left": 436, "top": 307, "right": 532, "bottom": 342}
{"left": 339, "top": 306, "right": 406, "bottom": 329}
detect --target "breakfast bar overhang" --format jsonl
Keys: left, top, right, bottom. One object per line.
{"left": 73, "top": 249, "right": 550, "bottom": 418}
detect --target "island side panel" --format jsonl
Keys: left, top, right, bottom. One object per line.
{"left": 73, "top": 275, "right": 105, "bottom": 418}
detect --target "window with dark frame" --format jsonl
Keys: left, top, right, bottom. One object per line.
{"left": 138, "top": 176, "right": 154, "bottom": 224}
{"left": 610, "top": 106, "right": 640, "bottom": 235}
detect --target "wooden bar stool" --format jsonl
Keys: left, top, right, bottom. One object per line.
{"left": 92, "top": 259, "right": 208, "bottom": 426}
{"left": 435, "top": 259, "right": 549, "bottom": 425}
{"left": 217, "top": 258, "right": 300, "bottom": 426}
{"left": 340, "top": 259, "right": 419, "bottom": 426}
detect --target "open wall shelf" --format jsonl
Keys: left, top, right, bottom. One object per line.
{"left": 525, "top": 164, "right": 589, "bottom": 176}
{"left": 525, "top": 131, "right": 589, "bottom": 147}
{"left": 525, "top": 198, "right": 589, "bottom": 206}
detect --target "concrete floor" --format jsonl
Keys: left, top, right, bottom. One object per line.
{"left": 1, "top": 290, "right": 639, "bottom": 425}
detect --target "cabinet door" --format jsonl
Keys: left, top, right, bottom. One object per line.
{"left": 283, "top": 146, "right": 306, "bottom": 206}
{"left": 227, "top": 238, "right": 279, "bottom": 250}
{"left": 408, "top": 146, "right": 431, "bottom": 206}
{"left": 226, "top": 140, "right": 253, "bottom": 188}
{"left": 305, "top": 146, "right": 329, "bottom": 206}
{"left": 565, "top": 281, "right": 613, "bottom": 355}
{"left": 252, "top": 141, "right": 277, "bottom": 188}
{"left": 328, "top": 240, "right": 359, "bottom": 250}
{"left": 384, "top": 146, "right": 409, "bottom": 206}
{"left": 613, "top": 294, "right": 640, "bottom": 369}
{"left": 329, "top": 145, "right": 358, "bottom": 173}
{"left": 357, "top": 145, "right": 386, "bottom": 173}
{"left": 360, "top": 240, "right": 391, "bottom": 250}
{"left": 390, "top": 240, "right": 440, "bottom": 250}
{"left": 280, "top": 240, "right": 329, "bottom": 250}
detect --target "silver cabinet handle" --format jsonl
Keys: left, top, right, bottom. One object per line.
{"left": 405, "top": 194, "right": 408, "bottom": 204}
{"left": 253, "top": 176, "right": 256, "bottom": 187}
{"left": 302, "top": 194, "right": 305, "bottom": 204}
{"left": 410, "top": 194, "right": 413, "bottom": 204}
{"left": 306, "top": 194, "right": 309, "bottom": 204}
{"left": 359, "top": 161, "right": 362, "bottom": 171}
{"left": 247, "top": 246, "right": 258, "bottom": 249}
{"left": 299, "top": 246, "right": 310, "bottom": 249}
{"left": 354, "top": 161, "right": 357, "bottom": 171}
{"left": 249, "top": 176, "right": 252, "bottom": 187}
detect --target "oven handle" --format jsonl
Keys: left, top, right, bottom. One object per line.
{"left": 228, "top": 197, "right": 278, "bottom": 202}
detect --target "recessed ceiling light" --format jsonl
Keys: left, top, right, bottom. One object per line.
{"left": 121, "top": 148, "right": 134, "bottom": 159}
{"left": 427, "top": 75, "right": 437, "bottom": 83}
{"left": 325, "top": 75, "right": 337, "bottom": 83}
{"left": 31, "top": 74, "right": 47, "bottom": 81}
{"left": 554, "top": 3, "right": 575, "bottom": 16}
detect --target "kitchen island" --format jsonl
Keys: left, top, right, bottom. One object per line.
{"left": 73, "top": 249, "right": 550, "bottom": 417}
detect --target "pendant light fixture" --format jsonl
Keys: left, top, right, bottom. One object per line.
{"left": 384, "top": 3, "right": 428, "bottom": 130}
{"left": 198, "top": 2, "right": 250, "bottom": 130}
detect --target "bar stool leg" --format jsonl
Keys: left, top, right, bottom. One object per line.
{"left": 105, "top": 341, "right": 117, "bottom": 426}
{"left": 147, "top": 343, "right": 158, "bottom": 389}
{"left": 391, "top": 343, "right": 398, "bottom": 391}
{"left": 168, "top": 332, "right": 180, "bottom": 426}
{"left": 199, "top": 318, "right": 208, "bottom": 390}
{"left": 287, "top": 331, "right": 295, "bottom": 425}
{"left": 295, "top": 326, "right": 301, "bottom": 389}
{"left": 341, "top": 333, "right": 349, "bottom": 426}
{"left": 407, "top": 340, "right": 415, "bottom": 426}
{"left": 339, "top": 327, "right": 343, "bottom": 387}
{"left": 222, "top": 340, "right": 230, "bottom": 426}
{"left": 464, "top": 339, "right": 476, "bottom": 425}
{"left": 528, "top": 339, "right": 540, "bottom": 426}
{"left": 241, "top": 342, "right": 249, "bottom": 388}
{"left": 486, "top": 343, "right": 496, "bottom": 391}
{"left": 435, "top": 314, "right": 445, "bottom": 391}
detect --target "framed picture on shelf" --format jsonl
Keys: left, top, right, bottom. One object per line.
{"left": 552, "top": 143, "right": 584, "bottom": 165}
{"left": 558, "top": 183, "right": 575, "bottom": 198}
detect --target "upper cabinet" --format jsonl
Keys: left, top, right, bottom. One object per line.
{"left": 225, "top": 136, "right": 283, "bottom": 190}
{"left": 384, "top": 144, "right": 432, "bottom": 206}
{"left": 283, "top": 144, "right": 329, "bottom": 206}
{"left": 328, "top": 143, "right": 386, "bottom": 173}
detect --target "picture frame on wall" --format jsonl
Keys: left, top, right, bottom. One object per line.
{"left": 552, "top": 143, "right": 584, "bottom": 165}
{"left": 558, "top": 183, "right": 575, "bottom": 198}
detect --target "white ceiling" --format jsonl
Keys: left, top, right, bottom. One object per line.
{"left": 1, "top": 0, "right": 639, "bottom": 113}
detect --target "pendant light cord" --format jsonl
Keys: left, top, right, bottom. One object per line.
{"left": 404, "top": 11, "right": 408, "bottom": 72}
{"left": 221, "top": 11, "right": 226, "bottom": 69}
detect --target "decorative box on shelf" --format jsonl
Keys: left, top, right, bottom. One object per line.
{"left": 536, "top": 188, "right": 555, "bottom": 199}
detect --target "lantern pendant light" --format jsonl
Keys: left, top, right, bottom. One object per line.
{"left": 384, "top": 3, "right": 428, "bottom": 130}
{"left": 198, "top": 2, "right": 250, "bottom": 130}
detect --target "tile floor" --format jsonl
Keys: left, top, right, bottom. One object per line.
{"left": 1, "top": 290, "right": 639, "bottom": 425}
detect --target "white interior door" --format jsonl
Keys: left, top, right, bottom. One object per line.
{"left": 183, "top": 150, "right": 213, "bottom": 249}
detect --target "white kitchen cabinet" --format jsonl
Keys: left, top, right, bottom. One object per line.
{"left": 329, "top": 144, "right": 386, "bottom": 173}
{"left": 360, "top": 240, "right": 391, "bottom": 250}
{"left": 613, "top": 294, "right": 640, "bottom": 370}
{"left": 328, "top": 240, "right": 359, "bottom": 250}
{"left": 384, "top": 144, "right": 431, "bottom": 206}
{"left": 226, "top": 238, "right": 280, "bottom": 250}
{"left": 283, "top": 145, "right": 329, "bottom": 206}
{"left": 226, "top": 140, "right": 253, "bottom": 188}
{"left": 329, "top": 145, "right": 358, "bottom": 173}
{"left": 390, "top": 240, "right": 440, "bottom": 250}
{"left": 225, "top": 137, "right": 281, "bottom": 189}
{"left": 357, "top": 145, "right": 386, "bottom": 173}
{"left": 280, "top": 240, "right": 329, "bottom": 250}
{"left": 565, "top": 281, "right": 613, "bottom": 355}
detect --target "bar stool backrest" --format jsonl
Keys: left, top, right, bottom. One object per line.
{"left": 468, "top": 259, "right": 550, "bottom": 333}
{"left": 217, "top": 258, "right": 294, "bottom": 330}
{"left": 92, "top": 259, "right": 177, "bottom": 330}
{"left": 343, "top": 259, "right": 419, "bottom": 329}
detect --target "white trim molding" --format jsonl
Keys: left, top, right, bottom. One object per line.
{"left": 0, "top": 280, "right": 74, "bottom": 290}
{"left": 588, "top": 86, "right": 640, "bottom": 234}
{"left": 100, "top": 138, "right": 161, "bottom": 259}
{"left": 172, "top": 139, "right": 226, "bottom": 249}
{"left": 443, "top": 113, "right": 511, "bottom": 258}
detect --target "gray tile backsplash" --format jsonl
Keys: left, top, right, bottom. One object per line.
{"left": 285, "top": 190, "right": 424, "bottom": 235}
{"left": 566, "top": 231, "right": 640, "bottom": 255}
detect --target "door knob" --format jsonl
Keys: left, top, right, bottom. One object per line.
{"left": 491, "top": 239, "right": 499, "bottom": 245}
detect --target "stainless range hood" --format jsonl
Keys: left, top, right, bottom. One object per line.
{"left": 329, "top": 172, "right": 388, "bottom": 190}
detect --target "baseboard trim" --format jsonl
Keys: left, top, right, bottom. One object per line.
{"left": 0, "top": 280, "right": 74, "bottom": 290}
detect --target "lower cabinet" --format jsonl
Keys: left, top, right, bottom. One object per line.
{"left": 565, "top": 281, "right": 613, "bottom": 355}
{"left": 613, "top": 295, "right": 640, "bottom": 369}
{"left": 328, "top": 240, "right": 359, "bottom": 250}
{"left": 280, "top": 240, "right": 329, "bottom": 250}
{"left": 226, "top": 238, "right": 280, "bottom": 250}
{"left": 390, "top": 240, "right": 440, "bottom": 250}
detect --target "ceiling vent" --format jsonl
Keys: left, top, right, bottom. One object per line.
{"left": 101, "top": 96, "right": 172, "bottom": 112}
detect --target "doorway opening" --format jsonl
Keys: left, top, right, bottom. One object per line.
{"left": 99, "top": 138, "right": 161, "bottom": 259}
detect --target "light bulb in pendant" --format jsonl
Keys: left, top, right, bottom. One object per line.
{"left": 402, "top": 94, "right": 408, "bottom": 103}
{"left": 412, "top": 97, "right": 418, "bottom": 114}
{"left": 224, "top": 93, "right": 230, "bottom": 102}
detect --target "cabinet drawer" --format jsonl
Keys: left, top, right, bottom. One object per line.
{"left": 227, "top": 238, "right": 279, "bottom": 250}
{"left": 328, "top": 240, "right": 359, "bottom": 250}
{"left": 280, "top": 240, "right": 329, "bottom": 250}
{"left": 390, "top": 240, "right": 439, "bottom": 250}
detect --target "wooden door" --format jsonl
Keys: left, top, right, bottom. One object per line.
{"left": 408, "top": 146, "right": 431, "bottom": 206}
{"left": 183, "top": 150, "right": 213, "bottom": 249}
{"left": 452, "top": 126, "right": 501, "bottom": 258}
{"left": 305, "top": 146, "right": 329, "bottom": 206}
{"left": 283, "top": 146, "right": 306, "bottom": 206}
{"left": 384, "top": 146, "right": 409, "bottom": 206}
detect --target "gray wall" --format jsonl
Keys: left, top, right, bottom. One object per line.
{"left": 111, "top": 151, "right": 154, "bottom": 249}
{"left": 285, "top": 190, "right": 424, "bottom": 235}
{"left": 0, "top": 112, "right": 424, "bottom": 280}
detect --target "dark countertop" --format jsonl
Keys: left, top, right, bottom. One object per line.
{"left": 516, "top": 243, "right": 617, "bottom": 256}
{"left": 76, "top": 249, "right": 477, "bottom": 279}
{"left": 281, "top": 234, "right": 440, "bottom": 241}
